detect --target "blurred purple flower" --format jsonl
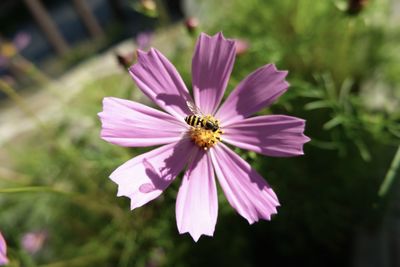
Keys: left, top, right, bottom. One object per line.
{"left": 234, "top": 38, "right": 250, "bottom": 55}
{"left": 99, "top": 32, "right": 310, "bottom": 241}
{"left": 0, "top": 232, "right": 9, "bottom": 265}
{"left": 136, "top": 32, "right": 153, "bottom": 50}
{"left": 0, "top": 56, "right": 7, "bottom": 68}
{"left": 12, "top": 32, "right": 31, "bottom": 51}
{"left": 0, "top": 32, "right": 31, "bottom": 68}
{"left": 184, "top": 17, "right": 199, "bottom": 34}
{"left": 21, "top": 231, "right": 47, "bottom": 254}
{"left": 115, "top": 32, "right": 152, "bottom": 69}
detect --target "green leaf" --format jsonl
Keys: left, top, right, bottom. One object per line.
{"left": 323, "top": 116, "right": 344, "bottom": 130}
{"left": 304, "top": 100, "right": 332, "bottom": 110}
{"left": 354, "top": 139, "right": 371, "bottom": 161}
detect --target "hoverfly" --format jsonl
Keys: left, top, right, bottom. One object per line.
{"left": 184, "top": 101, "right": 220, "bottom": 132}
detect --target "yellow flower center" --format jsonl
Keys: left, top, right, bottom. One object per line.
{"left": 1, "top": 42, "right": 17, "bottom": 57}
{"left": 188, "top": 115, "right": 223, "bottom": 150}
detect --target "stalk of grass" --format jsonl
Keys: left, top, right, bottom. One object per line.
{"left": 13, "top": 55, "right": 50, "bottom": 84}
{"left": 38, "top": 253, "right": 109, "bottom": 267}
{"left": 378, "top": 145, "right": 400, "bottom": 197}
{"left": 0, "top": 186, "right": 124, "bottom": 218}
{"left": 0, "top": 79, "right": 47, "bottom": 131}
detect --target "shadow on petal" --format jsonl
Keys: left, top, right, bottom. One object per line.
{"left": 156, "top": 93, "right": 192, "bottom": 117}
{"left": 110, "top": 138, "right": 196, "bottom": 210}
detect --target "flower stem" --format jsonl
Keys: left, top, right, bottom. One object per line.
{"left": 0, "top": 186, "right": 124, "bottom": 218}
{"left": 0, "top": 186, "right": 64, "bottom": 194}
{"left": 38, "top": 254, "right": 108, "bottom": 267}
{"left": 13, "top": 55, "right": 63, "bottom": 99}
{"left": 13, "top": 55, "right": 50, "bottom": 85}
{"left": 0, "top": 79, "right": 47, "bottom": 131}
{"left": 378, "top": 145, "right": 400, "bottom": 197}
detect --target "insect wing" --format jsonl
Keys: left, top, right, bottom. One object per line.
{"left": 186, "top": 101, "right": 204, "bottom": 115}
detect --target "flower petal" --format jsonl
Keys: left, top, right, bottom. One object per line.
{"left": 176, "top": 149, "right": 218, "bottom": 242}
{"left": 223, "top": 115, "right": 310, "bottom": 157}
{"left": 192, "top": 32, "right": 236, "bottom": 115}
{"left": 129, "top": 48, "right": 192, "bottom": 119}
{"left": 98, "top": 97, "right": 186, "bottom": 147}
{"left": 13, "top": 32, "right": 31, "bottom": 51}
{"left": 210, "top": 143, "right": 279, "bottom": 224}
{"left": 110, "top": 139, "right": 195, "bottom": 210}
{"left": 0, "top": 232, "right": 8, "bottom": 265}
{"left": 215, "top": 64, "right": 289, "bottom": 126}
{"left": 0, "top": 255, "right": 7, "bottom": 266}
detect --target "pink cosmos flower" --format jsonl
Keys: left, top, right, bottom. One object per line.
{"left": 0, "top": 232, "right": 9, "bottom": 265}
{"left": 0, "top": 32, "right": 31, "bottom": 68}
{"left": 99, "top": 32, "right": 310, "bottom": 241}
{"left": 135, "top": 32, "right": 153, "bottom": 50}
{"left": 234, "top": 39, "right": 250, "bottom": 56}
{"left": 185, "top": 17, "right": 199, "bottom": 34}
{"left": 21, "top": 230, "right": 48, "bottom": 254}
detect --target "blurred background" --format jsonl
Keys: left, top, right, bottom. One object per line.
{"left": 0, "top": 0, "right": 400, "bottom": 266}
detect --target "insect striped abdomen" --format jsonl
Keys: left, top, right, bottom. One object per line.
{"left": 185, "top": 115, "right": 202, "bottom": 127}
{"left": 193, "top": 116, "right": 199, "bottom": 126}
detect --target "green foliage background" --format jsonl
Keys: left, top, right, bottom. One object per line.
{"left": 1, "top": 0, "right": 399, "bottom": 266}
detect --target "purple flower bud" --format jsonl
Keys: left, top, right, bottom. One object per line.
{"left": 13, "top": 32, "right": 31, "bottom": 51}
{"left": 136, "top": 32, "right": 153, "bottom": 50}
{"left": 21, "top": 231, "right": 47, "bottom": 254}
{"left": 234, "top": 39, "right": 250, "bottom": 56}
{"left": 185, "top": 17, "right": 199, "bottom": 34}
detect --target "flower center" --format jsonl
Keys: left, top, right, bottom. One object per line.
{"left": 188, "top": 115, "right": 223, "bottom": 150}
{"left": 1, "top": 43, "right": 17, "bottom": 57}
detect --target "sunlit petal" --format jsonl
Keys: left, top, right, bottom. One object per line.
{"left": 211, "top": 144, "right": 279, "bottom": 224}
{"left": 223, "top": 115, "right": 310, "bottom": 157}
{"left": 176, "top": 150, "right": 218, "bottom": 241}
{"left": 99, "top": 97, "right": 186, "bottom": 147}
{"left": 129, "top": 48, "right": 193, "bottom": 119}
{"left": 192, "top": 32, "right": 236, "bottom": 115}
{"left": 216, "top": 64, "right": 289, "bottom": 126}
